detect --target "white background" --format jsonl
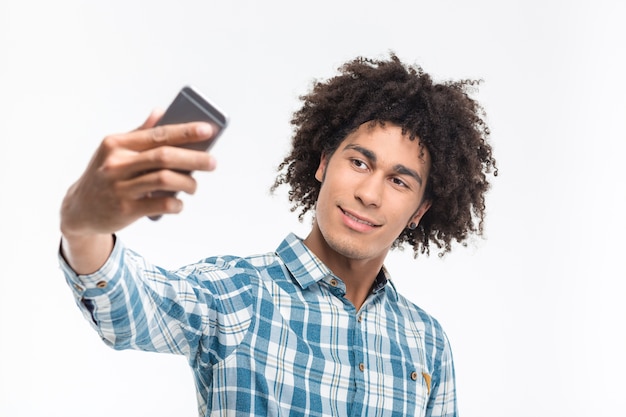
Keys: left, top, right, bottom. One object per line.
{"left": 1, "top": 1, "right": 625, "bottom": 416}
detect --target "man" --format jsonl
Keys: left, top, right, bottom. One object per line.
{"left": 59, "top": 53, "right": 497, "bottom": 416}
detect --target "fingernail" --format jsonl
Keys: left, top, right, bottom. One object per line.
{"left": 208, "top": 156, "right": 217, "bottom": 170}
{"left": 197, "top": 123, "right": 213, "bottom": 137}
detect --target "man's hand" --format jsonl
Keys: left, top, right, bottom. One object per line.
{"left": 60, "top": 110, "right": 217, "bottom": 274}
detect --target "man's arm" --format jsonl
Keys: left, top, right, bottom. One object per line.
{"left": 59, "top": 109, "right": 217, "bottom": 274}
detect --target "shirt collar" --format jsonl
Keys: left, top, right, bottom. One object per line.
{"left": 276, "top": 233, "right": 332, "bottom": 289}
{"left": 276, "top": 233, "right": 393, "bottom": 296}
{"left": 372, "top": 266, "right": 390, "bottom": 293}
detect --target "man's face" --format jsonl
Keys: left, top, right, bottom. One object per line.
{"left": 312, "top": 122, "right": 431, "bottom": 264}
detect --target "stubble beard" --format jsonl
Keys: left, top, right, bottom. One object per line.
{"left": 318, "top": 219, "right": 378, "bottom": 262}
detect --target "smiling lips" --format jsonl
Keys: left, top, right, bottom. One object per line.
{"left": 340, "top": 207, "right": 381, "bottom": 230}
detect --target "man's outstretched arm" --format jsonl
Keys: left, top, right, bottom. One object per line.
{"left": 60, "top": 109, "right": 217, "bottom": 274}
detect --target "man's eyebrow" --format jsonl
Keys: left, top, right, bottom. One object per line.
{"left": 344, "top": 144, "right": 376, "bottom": 162}
{"left": 343, "top": 143, "right": 423, "bottom": 185}
{"left": 393, "top": 164, "right": 423, "bottom": 185}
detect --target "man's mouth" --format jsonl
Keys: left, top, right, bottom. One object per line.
{"left": 341, "top": 208, "right": 379, "bottom": 227}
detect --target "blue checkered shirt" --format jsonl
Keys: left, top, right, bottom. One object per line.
{"left": 61, "top": 233, "right": 457, "bottom": 416}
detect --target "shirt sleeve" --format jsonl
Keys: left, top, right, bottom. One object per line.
{"left": 58, "top": 237, "right": 239, "bottom": 361}
{"left": 425, "top": 329, "right": 458, "bottom": 417}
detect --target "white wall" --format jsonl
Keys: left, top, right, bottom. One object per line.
{"left": 1, "top": 1, "right": 624, "bottom": 416}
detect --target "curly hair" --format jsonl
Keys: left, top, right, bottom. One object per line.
{"left": 271, "top": 52, "right": 497, "bottom": 257}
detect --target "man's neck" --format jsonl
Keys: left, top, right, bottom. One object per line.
{"left": 303, "top": 228, "right": 386, "bottom": 311}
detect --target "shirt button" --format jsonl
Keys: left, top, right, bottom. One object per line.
{"left": 329, "top": 279, "right": 338, "bottom": 287}
{"left": 96, "top": 280, "right": 108, "bottom": 289}
{"left": 357, "top": 315, "right": 362, "bottom": 323}
{"left": 359, "top": 363, "right": 365, "bottom": 372}
{"left": 73, "top": 283, "right": 83, "bottom": 292}
{"left": 411, "top": 371, "right": 418, "bottom": 381}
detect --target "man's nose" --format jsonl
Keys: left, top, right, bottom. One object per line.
{"left": 354, "top": 174, "right": 383, "bottom": 207}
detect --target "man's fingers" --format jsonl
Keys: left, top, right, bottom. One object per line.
{"left": 114, "top": 122, "right": 214, "bottom": 152}
{"left": 121, "top": 169, "right": 200, "bottom": 199}
{"left": 111, "top": 195, "right": 184, "bottom": 222}
{"left": 136, "top": 195, "right": 185, "bottom": 218}
{"left": 121, "top": 146, "right": 216, "bottom": 178}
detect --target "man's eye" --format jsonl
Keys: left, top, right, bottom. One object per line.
{"left": 392, "top": 177, "right": 408, "bottom": 188}
{"left": 352, "top": 159, "right": 368, "bottom": 169}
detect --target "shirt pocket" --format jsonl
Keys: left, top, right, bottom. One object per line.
{"left": 363, "top": 355, "right": 429, "bottom": 416}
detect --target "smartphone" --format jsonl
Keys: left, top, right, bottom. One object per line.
{"left": 149, "top": 86, "right": 229, "bottom": 220}
{"left": 154, "top": 85, "right": 229, "bottom": 150}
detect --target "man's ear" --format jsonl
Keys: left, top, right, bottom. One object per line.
{"left": 409, "top": 199, "right": 432, "bottom": 227}
{"left": 315, "top": 153, "right": 328, "bottom": 183}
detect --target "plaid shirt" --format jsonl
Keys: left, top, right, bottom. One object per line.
{"left": 61, "top": 233, "right": 457, "bottom": 416}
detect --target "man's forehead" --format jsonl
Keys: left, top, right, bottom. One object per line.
{"left": 340, "top": 122, "right": 430, "bottom": 165}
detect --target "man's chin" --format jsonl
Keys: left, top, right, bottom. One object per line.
{"left": 323, "top": 233, "right": 384, "bottom": 262}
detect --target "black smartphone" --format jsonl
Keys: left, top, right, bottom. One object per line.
{"left": 149, "top": 86, "right": 229, "bottom": 220}
{"left": 154, "top": 85, "right": 229, "bottom": 150}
